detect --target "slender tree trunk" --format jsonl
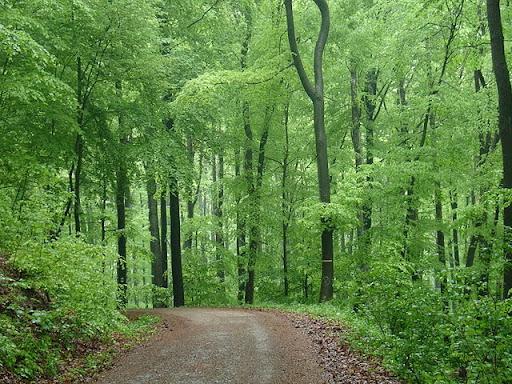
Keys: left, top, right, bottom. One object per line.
{"left": 282, "top": 102, "right": 290, "bottom": 297}
{"left": 160, "top": 193, "right": 169, "bottom": 289}
{"left": 101, "top": 177, "right": 107, "bottom": 244}
{"left": 435, "top": 183, "right": 447, "bottom": 294}
{"left": 184, "top": 136, "right": 195, "bottom": 250}
{"left": 362, "top": 69, "right": 377, "bottom": 236}
{"left": 216, "top": 152, "right": 225, "bottom": 281}
{"left": 285, "top": 0, "right": 333, "bottom": 302}
{"left": 147, "top": 176, "right": 163, "bottom": 284}
{"left": 116, "top": 164, "right": 128, "bottom": 307}
{"left": 450, "top": 191, "right": 460, "bottom": 267}
{"left": 115, "top": 81, "right": 128, "bottom": 308}
{"left": 212, "top": 154, "right": 225, "bottom": 282}
{"left": 170, "top": 178, "right": 185, "bottom": 307}
{"left": 350, "top": 68, "right": 363, "bottom": 172}
{"left": 350, "top": 68, "right": 365, "bottom": 240}
{"left": 245, "top": 108, "right": 273, "bottom": 304}
{"left": 235, "top": 148, "right": 246, "bottom": 303}
{"left": 74, "top": 56, "right": 83, "bottom": 235}
{"left": 239, "top": 7, "right": 253, "bottom": 303}
{"left": 487, "top": 0, "right": 512, "bottom": 298}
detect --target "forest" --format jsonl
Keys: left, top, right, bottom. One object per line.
{"left": 1, "top": 0, "right": 512, "bottom": 383}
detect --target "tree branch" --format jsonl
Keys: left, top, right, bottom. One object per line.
{"left": 284, "top": 0, "right": 316, "bottom": 100}
{"left": 187, "top": 0, "right": 222, "bottom": 29}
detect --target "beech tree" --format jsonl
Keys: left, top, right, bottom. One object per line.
{"left": 285, "top": 0, "right": 333, "bottom": 302}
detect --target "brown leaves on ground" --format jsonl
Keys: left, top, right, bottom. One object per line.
{"left": 275, "top": 311, "right": 403, "bottom": 384}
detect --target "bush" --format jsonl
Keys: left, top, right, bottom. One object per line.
{"left": 0, "top": 239, "right": 125, "bottom": 380}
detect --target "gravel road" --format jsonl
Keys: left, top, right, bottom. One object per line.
{"left": 93, "top": 308, "right": 326, "bottom": 384}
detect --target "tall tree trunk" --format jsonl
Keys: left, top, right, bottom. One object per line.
{"left": 147, "top": 176, "right": 162, "bottom": 285}
{"left": 282, "top": 102, "right": 290, "bottom": 297}
{"left": 235, "top": 148, "right": 246, "bottom": 303}
{"left": 212, "top": 155, "right": 225, "bottom": 282}
{"left": 450, "top": 191, "right": 460, "bottom": 267}
{"left": 350, "top": 68, "right": 365, "bottom": 240}
{"left": 398, "top": 80, "right": 418, "bottom": 262}
{"left": 170, "top": 178, "right": 185, "bottom": 307}
{"left": 362, "top": 69, "right": 377, "bottom": 235}
{"left": 116, "top": 163, "right": 128, "bottom": 307}
{"left": 350, "top": 68, "right": 363, "bottom": 172}
{"left": 215, "top": 152, "right": 225, "bottom": 281}
{"left": 115, "top": 82, "right": 128, "bottom": 308}
{"left": 101, "top": 177, "right": 107, "bottom": 245}
{"left": 238, "top": 6, "right": 253, "bottom": 304}
{"left": 285, "top": 0, "right": 334, "bottom": 302}
{"left": 74, "top": 56, "right": 83, "bottom": 235}
{"left": 486, "top": 0, "right": 512, "bottom": 298}
{"left": 245, "top": 108, "right": 273, "bottom": 304}
{"left": 160, "top": 193, "right": 169, "bottom": 289}
{"left": 184, "top": 137, "right": 202, "bottom": 250}
{"left": 435, "top": 183, "right": 447, "bottom": 294}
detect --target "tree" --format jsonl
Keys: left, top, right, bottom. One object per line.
{"left": 486, "top": 0, "right": 512, "bottom": 299}
{"left": 285, "top": 0, "right": 334, "bottom": 302}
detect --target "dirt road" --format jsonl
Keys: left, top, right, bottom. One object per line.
{"left": 94, "top": 308, "right": 326, "bottom": 384}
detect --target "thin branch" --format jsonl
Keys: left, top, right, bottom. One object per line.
{"left": 187, "top": 0, "right": 222, "bottom": 29}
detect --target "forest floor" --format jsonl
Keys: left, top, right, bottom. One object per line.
{"left": 91, "top": 308, "right": 401, "bottom": 384}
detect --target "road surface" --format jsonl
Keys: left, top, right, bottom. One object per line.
{"left": 94, "top": 308, "right": 326, "bottom": 384}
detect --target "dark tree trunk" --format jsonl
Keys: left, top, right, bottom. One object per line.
{"left": 350, "top": 68, "right": 363, "bottom": 171}
{"left": 115, "top": 81, "right": 128, "bottom": 308}
{"left": 285, "top": 0, "right": 333, "bottom": 302}
{"left": 486, "top": 0, "right": 512, "bottom": 298}
{"left": 450, "top": 191, "right": 460, "bottom": 267}
{"left": 398, "top": 80, "right": 419, "bottom": 263}
{"left": 101, "top": 177, "right": 107, "bottom": 244}
{"left": 350, "top": 68, "right": 365, "bottom": 240}
{"left": 184, "top": 136, "right": 195, "bottom": 250}
{"left": 239, "top": 8, "right": 253, "bottom": 304}
{"left": 244, "top": 108, "right": 273, "bottom": 304}
{"left": 170, "top": 178, "right": 185, "bottom": 307}
{"left": 116, "top": 164, "right": 128, "bottom": 307}
{"left": 235, "top": 149, "right": 246, "bottom": 303}
{"left": 212, "top": 154, "right": 225, "bottom": 282}
{"left": 216, "top": 153, "right": 225, "bottom": 281}
{"left": 435, "top": 183, "right": 447, "bottom": 294}
{"left": 362, "top": 69, "right": 378, "bottom": 235}
{"left": 147, "top": 176, "right": 163, "bottom": 288}
{"left": 74, "top": 56, "right": 83, "bottom": 235}
{"left": 160, "top": 193, "right": 168, "bottom": 289}
{"left": 282, "top": 102, "right": 290, "bottom": 297}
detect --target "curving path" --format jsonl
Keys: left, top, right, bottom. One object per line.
{"left": 94, "top": 308, "right": 326, "bottom": 384}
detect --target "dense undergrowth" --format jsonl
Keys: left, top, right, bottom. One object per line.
{"left": 264, "top": 286, "right": 512, "bottom": 384}
{"left": 0, "top": 243, "right": 158, "bottom": 383}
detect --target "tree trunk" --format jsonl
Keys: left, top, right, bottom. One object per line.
{"left": 487, "top": 0, "right": 512, "bottom": 299}
{"left": 350, "top": 68, "right": 365, "bottom": 240}
{"left": 212, "top": 154, "right": 225, "bottom": 282}
{"left": 115, "top": 81, "right": 128, "bottom": 308}
{"left": 245, "top": 108, "right": 273, "bottom": 304}
{"left": 285, "top": 0, "right": 333, "bottom": 302}
{"left": 160, "top": 193, "right": 169, "bottom": 289}
{"left": 147, "top": 176, "right": 163, "bottom": 288}
{"left": 450, "top": 191, "right": 460, "bottom": 267}
{"left": 362, "top": 69, "right": 377, "bottom": 235}
{"left": 282, "top": 102, "right": 290, "bottom": 297}
{"left": 170, "top": 178, "right": 185, "bottom": 307}
{"left": 74, "top": 56, "right": 83, "bottom": 235}
{"left": 435, "top": 183, "right": 447, "bottom": 294}
{"left": 116, "top": 164, "right": 128, "bottom": 307}
{"left": 235, "top": 148, "right": 246, "bottom": 303}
